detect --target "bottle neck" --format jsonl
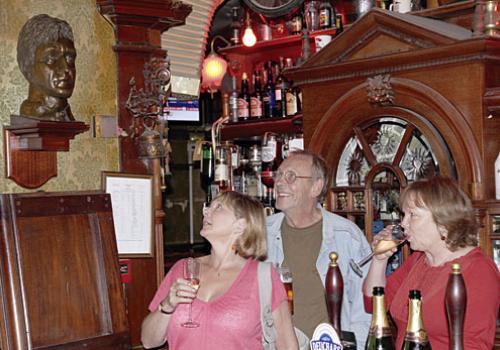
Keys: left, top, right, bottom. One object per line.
{"left": 369, "top": 294, "right": 392, "bottom": 337}
{"left": 405, "top": 298, "right": 429, "bottom": 342}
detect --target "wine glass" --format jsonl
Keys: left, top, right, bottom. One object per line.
{"left": 181, "top": 257, "right": 200, "bottom": 328}
{"left": 349, "top": 224, "right": 407, "bottom": 277}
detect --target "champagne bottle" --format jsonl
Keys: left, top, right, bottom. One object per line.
{"left": 401, "top": 290, "right": 432, "bottom": 350}
{"left": 445, "top": 263, "right": 466, "bottom": 350}
{"left": 366, "top": 287, "right": 395, "bottom": 350}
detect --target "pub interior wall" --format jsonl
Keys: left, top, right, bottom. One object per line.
{"left": 0, "top": 0, "right": 119, "bottom": 193}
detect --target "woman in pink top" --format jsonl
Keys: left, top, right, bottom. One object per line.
{"left": 141, "top": 191, "right": 299, "bottom": 349}
{"left": 363, "top": 176, "right": 500, "bottom": 349}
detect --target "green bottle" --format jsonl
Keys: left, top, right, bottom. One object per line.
{"left": 365, "top": 287, "right": 395, "bottom": 350}
{"left": 401, "top": 290, "right": 432, "bottom": 350}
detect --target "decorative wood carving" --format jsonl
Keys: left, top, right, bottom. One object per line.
{"left": 366, "top": 74, "right": 394, "bottom": 106}
{"left": 484, "top": 87, "right": 500, "bottom": 118}
{"left": 96, "top": 0, "right": 191, "bottom": 346}
{"left": 287, "top": 4, "right": 499, "bottom": 241}
{"left": 3, "top": 116, "right": 88, "bottom": 189}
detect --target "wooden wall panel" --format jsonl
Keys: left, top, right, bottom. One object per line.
{"left": 0, "top": 191, "right": 129, "bottom": 350}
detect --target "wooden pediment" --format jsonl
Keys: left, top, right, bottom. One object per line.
{"left": 303, "top": 8, "right": 472, "bottom": 67}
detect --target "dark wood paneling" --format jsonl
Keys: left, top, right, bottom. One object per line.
{"left": 0, "top": 191, "right": 130, "bottom": 350}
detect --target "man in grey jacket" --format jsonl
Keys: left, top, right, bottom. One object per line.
{"left": 266, "top": 150, "right": 372, "bottom": 349}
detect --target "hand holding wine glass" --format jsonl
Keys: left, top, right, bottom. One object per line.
{"left": 181, "top": 257, "right": 201, "bottom": 328}
{"left": 349, "top": 223, "right": 407, "bottom": 277}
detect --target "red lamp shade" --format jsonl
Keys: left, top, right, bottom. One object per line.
{"left": 201, "top": 52, "right": 228, "bottom": 91}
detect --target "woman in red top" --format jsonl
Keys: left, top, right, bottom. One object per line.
{"left": 363, "top": 176, "right": 500, "bottom": 349}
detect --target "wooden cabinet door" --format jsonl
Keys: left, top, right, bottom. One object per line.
{"left": 0, "top": 192, "right": 130, "bottom": 350}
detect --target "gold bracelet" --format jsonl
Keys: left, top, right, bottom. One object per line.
{"left": 158, "top": 303, "right": 174, "bottom": 315}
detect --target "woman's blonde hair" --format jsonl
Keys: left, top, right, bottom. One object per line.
{"left": 216, "top": 191, "right": 267, "bottom": 259}
{"left": 399, "top": 176, "right": 478, "bottom": 251}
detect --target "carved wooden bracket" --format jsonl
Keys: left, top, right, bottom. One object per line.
{"left": 484, "top": 87, "right": 500, "bottom": 118}
{"left": 3, "top": 115, "right": 89, "bottom": 189}
{"left": 367, "top": 74, "right": 395, "bottom": 106}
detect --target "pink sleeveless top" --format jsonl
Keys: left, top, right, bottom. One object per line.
{"left": 149, "top": 258, "right": 287, "bottom": 350}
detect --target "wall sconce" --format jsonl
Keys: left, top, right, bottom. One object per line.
{"left": 201, "top": 35, "right": 231, "bottom": 92}
{"left": 242, "top": 11, "right": 257, "bottom": 47}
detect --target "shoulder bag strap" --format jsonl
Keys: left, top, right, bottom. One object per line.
{"left": 258, "top": 261, "right": 277, "bottom": 348}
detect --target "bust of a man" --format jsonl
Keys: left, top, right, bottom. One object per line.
{"left": 17, "top": 14, "right": 76, "bottom": 122}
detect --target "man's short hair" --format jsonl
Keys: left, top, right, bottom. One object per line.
{"left": 17, "top": 14, "right": 74, "bottom": 80}
{"left": 288, "top": 150, "right": 330, "bottom": 202}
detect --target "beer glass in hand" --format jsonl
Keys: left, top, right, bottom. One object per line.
{"left": 277, "top": 266, "right": 294, "bottom": 314}
{"left": 349, "top": 224, "right": 407, "bottom": 277}
{"left": 182, "top": 257, "right": 200, "bottom": 328}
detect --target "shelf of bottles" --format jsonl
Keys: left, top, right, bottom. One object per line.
{"left": 200, "top": 132, "right": 304, "bottom": 214}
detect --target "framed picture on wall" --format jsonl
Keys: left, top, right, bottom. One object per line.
{"left": 102, "top": 172, "right": 154, "bottom": 257}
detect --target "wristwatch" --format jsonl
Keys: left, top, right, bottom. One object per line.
{"left": 242, "top": 0, "right": 304, "bottom": 18}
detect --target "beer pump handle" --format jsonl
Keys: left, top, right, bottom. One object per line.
{"left": 445, "top": 263, "right": 467, "bottom": 350}
{"left": 325, "top": 251, "right": 343, "bottom": 337}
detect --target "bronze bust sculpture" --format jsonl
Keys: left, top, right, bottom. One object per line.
{"left": 17, "top": 14, "right": 76, "bottom": 122}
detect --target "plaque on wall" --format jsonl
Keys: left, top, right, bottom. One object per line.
{"left": 102, "top": 172, "right": 154, "bottom": 257}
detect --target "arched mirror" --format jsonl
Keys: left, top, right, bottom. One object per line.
{"left": 329, "top": 116, "right": 456, "bottom": 244}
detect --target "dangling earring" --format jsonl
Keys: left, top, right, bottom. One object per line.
{"left": 440, "top": 235, "right": 446, "bottom": 241}
{"left": 231, "top": 243, "right": 237, "bottom": 253}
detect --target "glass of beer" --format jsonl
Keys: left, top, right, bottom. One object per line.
{"left": 277, "top": 265, "right": 293, "bottom": 314}
{"left": 349, "top": 223, "right": 407, "bottom": 277}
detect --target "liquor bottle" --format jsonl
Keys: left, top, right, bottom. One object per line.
{"left": 401, "top": 290, "right": 432, "bottom": 350}
{"left": 214, "top": 146, "right": 230, "bottom": 191}
{"left": 261, "top": 134, "right": 279, "bottom": 190}
{"left": 250, "top": 71, "right": 263, "bottom": 118}
{"left": 282, "top": 59, "right": 297, "bottom": 117}
{"left": 335, "top": 14, "right": 344, "bottom": 33}
{"left": 229, "top": 75, "right": 239, "bottom": 122}
{"left": 319, "top": 0, "right": 334, "bottom": 29}
{"left": 246, "top": 144, "right": 263, "bottom": 200}
{"left": 445, "top": 263, "right": 466, "bottom": 350}
{"left": 291, "top": 11, "right": 303, "bottom": 35}
{"left": 200, "top": 143, "right": 214, "bottom": 203}
{"left": 274, "top": 58, "right": 288, "bottom": 118}
{"left": 325, "top": 252, "right": 343, "bottom": 337}
{"left": 222, "top": 92, "right": 229, "bottom": 120}
{"left": 262, "top": 62, "right": 276, "bottom": 118}
{"left": 237, "top": 72, "right": 251, "bottom": 121}
{"left": 366, "top": 287, "right": 395, "bottom": 350}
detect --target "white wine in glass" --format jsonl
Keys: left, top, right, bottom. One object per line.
{"left": 349, "top": 224, "right": 407, "bottom": 277}
{"left": 182, "top": 257, "right": 200, "bottom": 328}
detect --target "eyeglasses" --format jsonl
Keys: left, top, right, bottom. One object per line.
{"left": 273, "top": 170, "right": 313, "bottom": 184}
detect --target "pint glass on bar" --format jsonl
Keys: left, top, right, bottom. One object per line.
{"left": 277, "top": 266, "right": 293, "bottom": 314}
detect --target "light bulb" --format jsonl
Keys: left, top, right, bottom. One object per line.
{"left": 242, "top": 26, "right": 257, "bottom": 47}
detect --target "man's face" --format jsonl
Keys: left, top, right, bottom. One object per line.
{"left": 274, "top": 155, "right": 318, "bottom": 216}
{"left": 31, "top": 38, "right": 76, "bottom": 99}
